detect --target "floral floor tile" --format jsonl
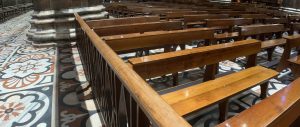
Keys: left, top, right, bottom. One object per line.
{"left": 0, "top": 86, "right": 53, "bottom": 127}
{"left": 0, "top": 46, "right": 56, "bottom": 94}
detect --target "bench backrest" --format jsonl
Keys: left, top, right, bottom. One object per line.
{"left": 93, "top": 21, "right": 183, "bottom": 36}
{"left": 238, "top": 24, "right": 285, "bottom": 36}
{"left": 103, "top": 28, "right": 215, "bottom": 53}
{"left": 217, "top": 78, "right": 300, "bottom": 127}
{"left": 128, "top": 39, "right": 261, "bottom": 79}
{"left": 205, "top": 18, "right": 253, "bottom": 28}
{"left": 184, "top": 14, "right": 229, "bottom": 23}
{"left": 86, "top": 16, "right": 160, "bottom": 28}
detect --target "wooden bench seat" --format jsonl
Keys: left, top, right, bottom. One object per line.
{"left": 93, "top": 21, "right": 182, "bottom": 36}
{"left": 217, "top": 78, "right": 300, "bottom": 127}
{"left": 162, "top": 66, "right": 278, "bottom": 116}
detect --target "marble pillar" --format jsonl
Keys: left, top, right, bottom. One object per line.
{"left": 28, "top": 0, "right": 108, "bottom": 44}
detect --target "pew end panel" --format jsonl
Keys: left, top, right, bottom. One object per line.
{"left": 276, "top": 35, "right": 300, "bottom": 72}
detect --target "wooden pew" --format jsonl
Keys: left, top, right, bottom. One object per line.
{"left": 183, "top": 14, "right": 229, "bottom": 28}
{"left": 205, "top": 18, "right": 253, "bottom": 30}
{"left": 277, "top": 35, "right": 300, "bottom": 72}
{"left": 205, "top": 18, "right": 253, "bottom": 40}
{"left": 128, "top": 39, "right": 278, "bottom": 121}
{"left": 128, "top": 39, "right": 261, "bottom": 79}
{"left": 86, "top": 16, "right": 160, "bottom": 28}
{"left": 217, "top": 78, "right": 300, "bottom": 127}
{"left": 93, "top": 21, "right": 183, "bottom": 36}
{"left": 103, "top": 28, "right": 215, "bottom": 53}
{"left": 238, "top": 24, "right": 286, "bottom": 61}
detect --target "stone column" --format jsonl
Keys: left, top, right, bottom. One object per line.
{"left": 28, "top": 0, "right": 108, "bottom": 44}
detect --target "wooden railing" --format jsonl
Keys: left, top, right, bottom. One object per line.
{"left": 74, "top": 13, "right": 191, "bottom": 127}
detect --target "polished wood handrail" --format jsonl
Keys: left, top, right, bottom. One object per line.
{"left": 74, "top": 13, "right": 191, "bottom": 127}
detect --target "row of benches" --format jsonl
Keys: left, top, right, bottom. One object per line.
{"left": 89, "top": 16, "right": 290, "bottom": 62}
{"left": 104, "top": 1, "right": 293, "bottom": 19}
{"left": 84, "top": 12, "right": 300, "bottom": 126}
{"left": 0, "top": 3, "right": 33, "bottom": 22}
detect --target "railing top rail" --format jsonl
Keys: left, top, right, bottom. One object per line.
{"left": 74, "top": 13, "right": 191, "bottom": 127}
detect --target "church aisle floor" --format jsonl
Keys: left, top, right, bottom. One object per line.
{"left": 0, "top": 12, "right": 103, "bottom": 127}
{"left": 0, "top": 11, "right": 56, "bottom": 127}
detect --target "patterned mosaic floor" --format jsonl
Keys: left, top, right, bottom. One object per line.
{"left": 57, "top": 44, "right": 103, "bottom": 127}
{"left": 0, "top": 12, "right": 297, "bottom": 127}
{"left": 0, "top": 11, "right": 56, "bottom": 127}
{"left": 0, "top": 12, "right": 103, "bottom": 127}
